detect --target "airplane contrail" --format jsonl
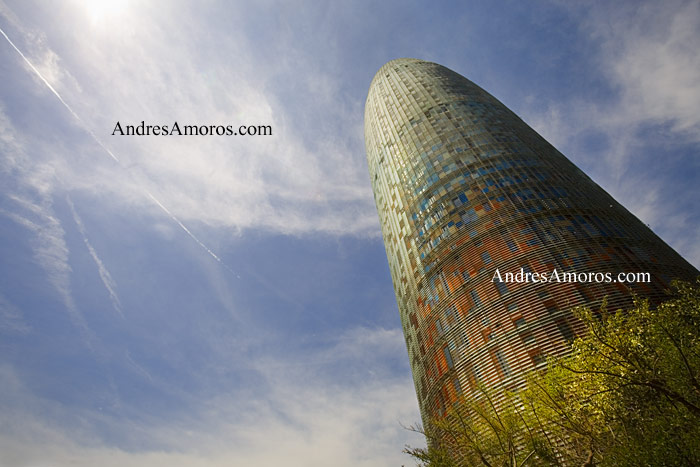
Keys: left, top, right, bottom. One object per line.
{"left": 0, "top": 26, "right": 120, "bottom": 163}
{"left": 146, "top": 191, "right": 234, "bottom": 270}
{"left": 0, "top": 25, "right": 233, "bottom": 273}
{"left": 67, "top": 195, "right": 125, "bottom": 317}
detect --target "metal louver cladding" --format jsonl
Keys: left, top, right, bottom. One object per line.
{"left": 364, "top": 58, "right": 698, "bottom": 423}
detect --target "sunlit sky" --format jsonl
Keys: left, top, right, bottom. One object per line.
{"left": 1, "top": 1, "right": 699, "bottom": 465}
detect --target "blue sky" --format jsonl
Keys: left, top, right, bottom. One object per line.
{"left": 1, "top": 1, "right": 698, "bottom": 465}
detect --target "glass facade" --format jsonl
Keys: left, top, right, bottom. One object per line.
{"left": 364, "top": 58, "right": 698, "bottom": 422}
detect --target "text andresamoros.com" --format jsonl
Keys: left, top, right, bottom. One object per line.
{"left": 112, "top": 121, "right": 272, "bottom": 136}
{"left": 492, "top": 268, "right": 651, "bottom": 284}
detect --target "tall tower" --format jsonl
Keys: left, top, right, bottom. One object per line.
{"left": 364, "top": 58, "right": 697, "bottom": 424}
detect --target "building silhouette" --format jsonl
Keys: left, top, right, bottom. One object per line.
{"left": 364, "top": 58, "right": 697, "bottom": 423}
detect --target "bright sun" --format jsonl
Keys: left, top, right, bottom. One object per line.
{"left": 84, "top": 0, "right": 131, "bottom": 25}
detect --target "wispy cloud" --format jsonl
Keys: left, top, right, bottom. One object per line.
{"left": 0, "top": 382, "right": 420, "bottom": 467}
{"left": 0, "top": 293, "right": 30, "bottom": 334}
{"left": 0, "top": 104, "right": 98, "bottom": 350}
{"left": 67, "top": 195, "right": 123, "bottom": 317}
{"left": 524, "top": 0, "right": 700, "bottom": 267}
{"left": 528, "top": 1, "right": 700, "bottom": 166}
{"left": 0, "top": 2, "right": 378, "bottom": 237}
{"left": 1, "top": 19, "right": 247, "bottom": 276}
{"left": 0, "top": 24, "right": 119, "bottom": 163}
{"left": 593, "top": 1, "right": 700, "bottom": 138}
{"left": 0, "top": 327, "right": 423, "bottom": 467}
{"left": 0, "top": 195, "right": 97, "bottom": 346}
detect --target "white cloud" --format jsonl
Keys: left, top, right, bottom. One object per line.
{"left": 0, "top": 327, "right": 423, "bottom": 467}
{"left": 1, "top": 2, "right": 378, "bottom": 237}
{"left": 67, "top": 195, "right": 123, "bottom": 317}
{"left": 527, "top": 0, "right": 700, "bottom": 171}
{"left": 0, "top": 105, "right": 94, "bottom": 344}
{"left": 0, "top": 293, "right": 30, "bottom": 334}
{"left": 0, "top": 382, "right": 420, "bottom": 467}
{"left": 594, "top": 1, "right": 700, "bottom": 138}
{"left": 524, "top": 1, "right": 700, "bottom": 267}
{"left": 0, "top": 104, "right": 70, "bottom": 337}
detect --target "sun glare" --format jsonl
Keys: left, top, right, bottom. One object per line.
{"left": 84, "top": 0, "right": 131, "bottom": 25}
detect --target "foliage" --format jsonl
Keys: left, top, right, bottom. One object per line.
{"left": 404, "top": 386, "right": 558, "bottom": 467}
{"left": 405, "top": 279, "right": 700, "bottom": 466}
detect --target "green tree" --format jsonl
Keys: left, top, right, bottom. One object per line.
{"left": 406, "top": 279, "right": 700, "bottom": 466}
{"left": 404, "top": 385, "right": 558, "bottom": 467}
{"left": 527, "top": 279, "right": 700, "bottom": 466}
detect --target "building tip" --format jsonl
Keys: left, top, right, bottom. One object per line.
{"left": 369, "top": 58, "right": 428, "bottom": 89}
{"left": 382, "top": 57, "right": 425, "bottom": 66}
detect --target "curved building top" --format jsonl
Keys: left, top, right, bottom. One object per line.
{"left": 364, "top": 58, "right": 697, "bottom": 423}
